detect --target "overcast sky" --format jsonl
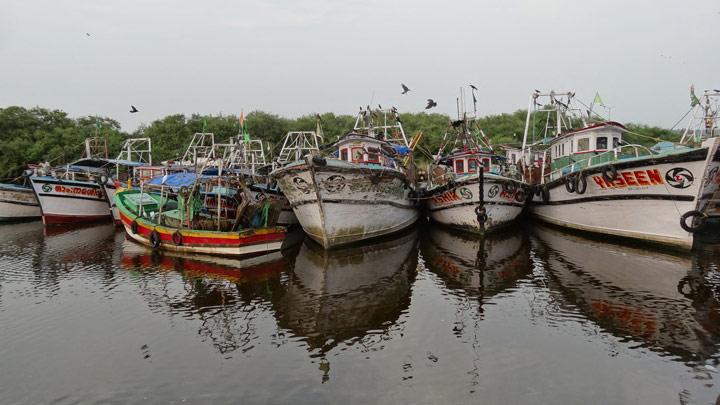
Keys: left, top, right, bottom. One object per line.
{"left": 1, "top": 0, "right": 718, "bottom": 132}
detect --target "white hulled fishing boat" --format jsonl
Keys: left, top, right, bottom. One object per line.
{"left": 0, "top": 180, "right": 41, "bottom": 221}
{"left": 30, "top": 137, "right": 150, "bottom": 225}
{"left": 521, "top": 89, "right": 720, "bottom": 249}
{"left": 271, "top": 107, "right": 420, "bottom": 248}
{"left": 425, "top": 110, "right": 528, "bottom": 233}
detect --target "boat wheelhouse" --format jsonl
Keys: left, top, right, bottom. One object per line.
{"left": 521, "top": 89, "right": 720, "bottom": 249}
{"left": 271, "top": 107, "right": 420, "bottom": 249}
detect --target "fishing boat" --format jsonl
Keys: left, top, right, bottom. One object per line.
{"left": 271, "top": 107, "right": 421, "bottom": 248}
{"left": 520, "top": 89, "right": 720, "bottom": 249}
{"left": 29, "top": 137, "right": 150, "bottom": 225}
{"left": 115, "top": 172, "right": 286, "bottom": 257}
{"left": 0, "top": 179, "right": 41, "bottom": 221}
{"left": 424, "top": 107, "right": 528, "bottom": 233}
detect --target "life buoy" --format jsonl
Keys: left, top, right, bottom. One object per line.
{"left": 130, "top": 219, "right": 139, "bottom": 234}
{"left": 680, "top": 210, "right": 707, "bottom": 233}
{"left": 602, "top": 165, "right": 618, "bottom": 183}
{"left": 171, "top": 231, "right": 183, "bottom": 246}
{"left": 564, "top": 175, "right": 576, "bottom": 193}
{"left": 149, "top": 230, "right": 162, "bottom": 249}
{"left": 575, "top": 174, "right": 587, "bottom": 194}
{"left": 541, "top": 185, "right": 550, "bottom": 203}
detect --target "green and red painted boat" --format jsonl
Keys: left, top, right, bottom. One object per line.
{"left": 114, "top": 173, "right": 286, "bottom": 257}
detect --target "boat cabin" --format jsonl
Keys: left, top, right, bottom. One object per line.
{"left": 336, "top": 134, "right": 398, "bottom": 168}
{"left": 439, "top": 149, "right": 504, "bottom": 176}
{"left": 548, "top": 122, "right": 625, "bottom": 172}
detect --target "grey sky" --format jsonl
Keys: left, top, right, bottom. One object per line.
{"left": 1, "top": 0, "right": 718, "bottom": 133}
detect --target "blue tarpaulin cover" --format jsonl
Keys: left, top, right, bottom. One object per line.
{"left": 392, "top": 145, "right": 411, "bottom": 155}
{"left": 147, "top": 172, "right": 205, "bottom": 190}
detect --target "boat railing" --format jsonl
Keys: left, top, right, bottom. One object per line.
{"left": 544, "top": 144, "right": 655, "bottom": 182}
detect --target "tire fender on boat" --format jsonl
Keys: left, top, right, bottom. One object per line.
{"left": 503, "top": 181, "right": 517, "bottom": 193}
{"left": 541, "top": 185, "right": 550, "bottom": 203}
{"left": 474, "top": 205, "right": 487, "bottom": 223}
{"left": 179, "top": 186, "right": 189, "bottom": 197}
{"left": 680, "top": 210, "right": 708, "bottom": 233}
{"left": 149, "top": 230, "right": 162, "bottom": 249}
{"left": 564, "top": 175, "right": 576, "bottom": 193}
{"left": 312, "top": 155, "right": 327, "bottom": 166}
{"left": 130, "top": 219, "right": 139, "bottom": 234}
{"left": 575, "top": 174, "right": 587, "bottom": 194}
{"left": 171, "top": 231, "right": 183, "bottom": 246}
{"left": 602, "top": 164, "right": 618, "bottom": 183}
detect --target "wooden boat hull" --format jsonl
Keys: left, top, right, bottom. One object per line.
{"left": 30, "top": 176, "right": 114, "bottom": 225}
{"left": 273, "top": 157, "right": 419, "bottom": 249}
{"left": 115, "top": 191, "right": 286, "bottom": 257}
{"left": 426, "top": 174, "right": 527, "bottom": 233}
{"left": 0, "top": 184, "right": 41, "bottom": 221}
{"left": 530, "top": 138, "right": 720, "bottom": 249}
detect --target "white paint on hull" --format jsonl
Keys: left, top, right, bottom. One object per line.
{"left": 274, "top": 159, "right": 419, "bottom": 248}
{"left": 30, "top": 176, "right": 113, "bottom": 222}
{"left": 530, "top": 138, "right": 720, "bottom": 249}
{"left": 427, "top": 175, "right": 526, "bottom": 232}
{"left": 0, "top": 186, "right": 41, "bottom": 220}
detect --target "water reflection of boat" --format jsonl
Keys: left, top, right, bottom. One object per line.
{"left": 532, "top": 223, "right": 720, "bottom": 361}
{"left": 420, "top": 226, "right": 531, "bottom": 299}
{"left": 271, "top": 229, "right": 419, "bottom": 352}
{"left": 119, "top": 237, "right": 295, "bottom": 354}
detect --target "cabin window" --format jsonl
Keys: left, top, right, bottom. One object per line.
{"left": 596, "top": 136, "right": 608, "bottom": 150}
{"left": 561, "top": 144, "right": 565, "bottom": 156}
{"left": 366, "top": 152, "right": 380, "bottom": 163}
{"left": 577, "top": 137, "right": 590, "bottom": 151}
{"left": 482, "top": 158, "right": 490, "bottom": 172}
{"left": 613, "top": 137, "right": 620, "bottom": 148}
{"left": 455, "top": 159, "right": 465, "bottom": 173}
{"left": 468, "top": 159, "right": 478, "bottom": 172}
{"left": 570, "top": 142, "right": 574, "bottom": 153}
{"left": 340, "top": 148, "right": 349, "bottom": 161}
{"left": 351, "top": 147, "right": 363, "bottom": 163}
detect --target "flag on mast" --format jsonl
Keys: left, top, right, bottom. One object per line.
{"left": 593, "top": 92, "right": 604, "bottom": 106}
{"left": 690, "top": 85, "right": 700, "bottom": 107}
{"left": 239, "top": 110, "right": 250, "bottom": 141}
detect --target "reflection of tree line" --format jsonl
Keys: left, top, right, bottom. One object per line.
{"left": 531, "top": 225, "right": 720, "bottom": 364}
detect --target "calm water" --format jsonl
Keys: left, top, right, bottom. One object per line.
{"left": 0, "top": 220, "right": 719, "bottom": 404}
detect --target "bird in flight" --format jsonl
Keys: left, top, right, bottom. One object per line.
{"left": 401, "top": 84, "right": 410, "bottom": 94}
{"left": 470, "top": 84, "right": 478, "bottom": 90}
{"left": 130, "top": 105, "right": 139, "bottom": 113}
{"left": 425, "top": 99, "right": 437, "bottom": 109}
{"left": 85, "top": 32, "right": 91, "bottom": 37}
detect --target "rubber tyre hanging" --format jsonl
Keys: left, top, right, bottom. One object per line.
{"left": 541, "top": 185, "right": 550, "bottom": 203}
{"left": 130, "top": 219, "right": 139, "bottom": 234}
{"left": 575, "top": 174, "right": 587, "bottom": 194}
{"left": 565, "top": 175, "right": 576, "bottom": 193}
{"left": 602, "top": 165, "right": 618, "bottom": 183}
{"left": 149, "top": 230, "right": 162, "bottom": 249}
{"left": 171, "top": 231, "right": 183, "bottom": 246}
{"left": 680, "top": 210, "right": 707, "bottom": 233}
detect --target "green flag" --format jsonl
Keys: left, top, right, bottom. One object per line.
{"left": 690, "top": 85, "right": 700, "bottom": 107}
{"left": 593, "top": 92, "right": 604, "bottom": 106}
{"left": 243, "top": 127, "right": 250, "bottom": 141}
{"left": 202, "top": 119, "right": 208, "bottom": 133}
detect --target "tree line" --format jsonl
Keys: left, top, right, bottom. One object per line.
{"left": 0, "top": 105, "right": 679, "bottom": 178}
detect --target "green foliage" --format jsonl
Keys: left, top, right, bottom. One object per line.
{"left": 0, "top": 106, "right": 684, "bottom": 178}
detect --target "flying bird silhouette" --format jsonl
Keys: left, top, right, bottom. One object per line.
{"left": 470, "top": 84, "right": 478, "bottom": 90}
{"left": 85, "top": 32, "right": 91, "bottom": 37}
{"left": 130, "top": 105, "right": 139, "bottom": 113}
{"left": 425, "top": 99, "right": 437, "bottom": 109}
{"left": 401, "top": 84, "right": 410, "bottom": 94}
